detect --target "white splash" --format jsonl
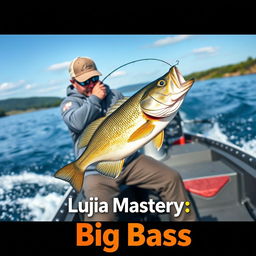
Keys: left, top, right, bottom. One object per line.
{"left": 0, "top": 172, "right": 68, "bottom": 221}
{"left": 204, "top": 122, "right": 229, "bottom": 143}
{"left": 240, "top": 139, "right": 256, "bottom": 157}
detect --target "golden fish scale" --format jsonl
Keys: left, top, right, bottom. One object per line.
{"left": 80, "top": 88, "right": 148, "bottom": 165}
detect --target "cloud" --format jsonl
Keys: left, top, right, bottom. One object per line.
{"left": 109, "top": 70, "right": 127, "bottom": 78}
{"left": 48, "top": 78, "right": 67, "bottom": 85}
{"left": 0, "top": 82, "right": 12, "bottom": 91}
{"left": 192, "top": 46, "right": 218, "bottom": 55}
{"left": 25, "top": 84, "right": 32, "bottom": 89}
{"left": 37, "top": 85, "right": 63, "bottom": 93}
{"left": 47, "top": 61, "right": 70, "bottom": 71}
{"left": 0, "top": 80, "right": 26, "bottom": 91}
{"left": 152, "top": 35, "right": 191, "bottom": 47}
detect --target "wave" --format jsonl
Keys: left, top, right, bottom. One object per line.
{"left": 240, "top": 139, "right": 256, "bottom": 157}
{"left": 207, "top": 122, "right": 256, "bottom": 157}
{"left": 0, "top": 172, "right": 69, "bottom": 221}
{"left": 183, "top": 118, "right": 256, "bottom": 157}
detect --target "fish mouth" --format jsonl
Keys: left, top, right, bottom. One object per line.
{"left": 142, "top": 95, "right": 184, "bottom": 118}
{"left": 141, "top": 66, "right": 194, "bottom": 118}
{"left": 169, "top": 66, "right": 194, "bottom": 97}
{"left": 171, "top": 66, "right": 186, "bottom": 88}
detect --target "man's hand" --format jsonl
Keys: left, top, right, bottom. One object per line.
{"left": 91, "top": 81, "right": 107, "bottom": 100}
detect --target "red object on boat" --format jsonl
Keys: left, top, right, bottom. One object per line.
{"left": 183, "top": 176, "right": 230, "bottom": 197}
{"left": 173, "top": 136, "right": 186, "bottom": 145}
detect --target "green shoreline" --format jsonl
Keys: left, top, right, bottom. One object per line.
{"left": 184, "top": 57, "right": 256, "bottom": 81}
{"left": 0, "top": 107, "right": 58, "bottom": 117}
{"left": 6, "top": 107, "right": 52, "bottom": 116}
{"left": 0, "top": 97, "right": 62, "bottom": 118}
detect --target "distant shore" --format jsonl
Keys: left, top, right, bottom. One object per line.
{"left": 197, "top": 65, "right": 256, "bottom": 81}
{"left": 0, "top": 97, "right": 62, "bottom": 118}
{"left": 5, "top": 107, "right": 51, "bottom": 116}
{"left": 184, "top": 57, "right": 256, "bottom": 81}
{"left": 222, "top": 65, "right": 256, "bottom": 78}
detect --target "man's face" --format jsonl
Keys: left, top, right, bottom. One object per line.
{"left": 71, "top": 76, "right": 99, "bottom": 96}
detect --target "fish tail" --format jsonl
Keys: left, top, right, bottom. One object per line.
{"left": 54, "top": 162, "right": 84, "bottom": 192}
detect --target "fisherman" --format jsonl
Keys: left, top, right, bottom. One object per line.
{"left": 60, "top": 56, "right": 197, "bottom": 221}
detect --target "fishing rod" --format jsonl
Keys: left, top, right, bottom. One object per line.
{"left": 102, "top": 58, "right": 179, "bottom": 83}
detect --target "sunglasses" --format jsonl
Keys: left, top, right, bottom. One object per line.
{"left": 75, "top": 76, "right": 99, "bottom": 87}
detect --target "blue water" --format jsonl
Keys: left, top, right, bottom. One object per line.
{"left": 0, "top": 74, "right": 256, "bottom": 221}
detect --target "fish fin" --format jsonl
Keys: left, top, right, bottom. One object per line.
{"left": 54, "top": 162, "right": 84, "bottom": 192}
{"left": 106, "top": 97, "right": 129, "bottom": 116}
{"left": 77, "top": 117, "right": 106, "bottom": 149}
{"left": 96, "top": 159, "right": 125, "bottom": 178}
{"left": 152, "top": 130, "right": 164, "bottom": 151}
{"left": 128, "top": 121, "right": 155, "bottom": 142}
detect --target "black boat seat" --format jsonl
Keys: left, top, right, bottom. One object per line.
{"left": 163, "top": 142, "right": 254, "bottom": 221}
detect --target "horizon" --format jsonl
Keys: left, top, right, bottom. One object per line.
{"left": 0, "top": 81, "right": 148, "bottom": 101}
{"left": 0, "top": 35, "right": 256, "bottom": 100}
{"left": 2, "top": 71, "right": 256, "bottom": 102}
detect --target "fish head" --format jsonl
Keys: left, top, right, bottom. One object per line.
{"left": 140, "top": 66, "right": 194, "bottom": 118}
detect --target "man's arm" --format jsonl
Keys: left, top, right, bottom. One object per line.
{"left": 61, "top": 95, "right": 103, "bottom": 134}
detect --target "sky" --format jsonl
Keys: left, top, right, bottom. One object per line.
{"left": 0, "top": 34, "right": 256, "bottom": 100}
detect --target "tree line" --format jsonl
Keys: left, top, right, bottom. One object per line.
{"left": 0, "top": 97, "right": 63, "bottom": 117}
{"left": 184, "top": 57, "right": 256, "bottom": 81}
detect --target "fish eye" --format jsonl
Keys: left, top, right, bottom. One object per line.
{"left": 157, "top": 80, "right": 166, "bottom": 87}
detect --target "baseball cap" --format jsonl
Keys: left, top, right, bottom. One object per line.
{"left": 69, "top": 57, "right": 102, "bottom": 82}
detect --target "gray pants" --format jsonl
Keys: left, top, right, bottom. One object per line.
{"left": 82, "top": 155, "right": 197, "bottom": 221}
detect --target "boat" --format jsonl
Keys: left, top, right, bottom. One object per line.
{"left": 52, "top": 113, "right": 256, "bottom": 221}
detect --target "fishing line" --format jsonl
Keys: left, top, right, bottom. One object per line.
{"left": 102, "top": 58, "right": 179, "bottom": 83}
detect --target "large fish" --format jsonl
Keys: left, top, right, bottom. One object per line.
{"left": 54, "top": 66, "right": 194, "bottom": 192}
